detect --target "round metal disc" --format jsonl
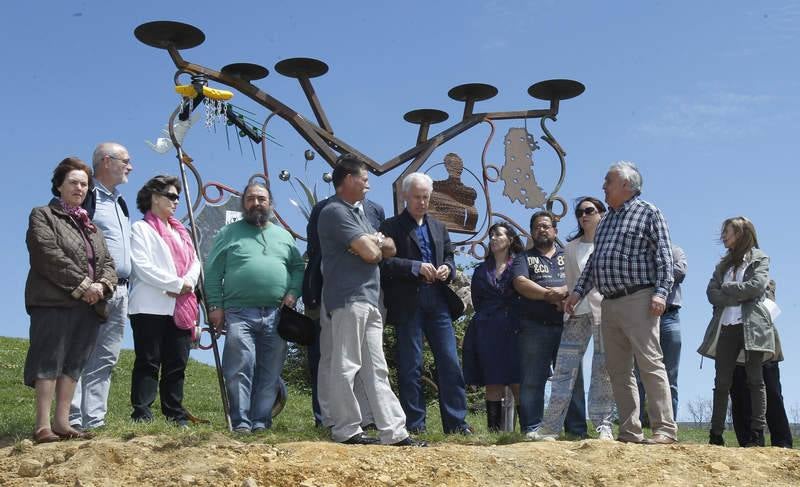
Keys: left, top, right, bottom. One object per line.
{"left": 134, "top": 21, "right": 205, "bottom": 50}
{"left": 447, "top": 83, "right": 499, "bottom": 102}
{"left": 221, "top": 63, "right": 269, "bottom": 81}
{"left": 527, "top": 79, "right": 585, "bottom": 101}
{"left": 274, "top": 57, "right": 329, "bottom": 78}
{"left": 403, "top": 108, "right": 449, "bottom": 125}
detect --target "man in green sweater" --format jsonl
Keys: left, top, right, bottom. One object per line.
{"left": 204, "top": 182, "right": 305, "bottom": 433}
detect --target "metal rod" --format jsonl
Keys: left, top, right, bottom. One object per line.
{"left": 168, "top": 105, "right": 233, "bottom": 431}
{"left": 298, "top": 77, "right": 333, "bottom": 134}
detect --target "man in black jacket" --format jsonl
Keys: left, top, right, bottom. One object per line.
{"left": 380, "top": 172, "right": 471, "bottom": 435}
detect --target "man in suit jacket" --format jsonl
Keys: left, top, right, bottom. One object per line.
{"left": 380, "top": 172, "right": 472, "bottom": 435}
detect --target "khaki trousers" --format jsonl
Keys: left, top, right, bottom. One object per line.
{"left": 328, "top": 302, "right": 408, "bottom": 444}
{"left": 602, "top": 289, "right": 677, "bottom": 441}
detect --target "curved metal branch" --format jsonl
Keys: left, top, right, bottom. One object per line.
{"left": 540, "top": 115, "right": 567, "bottom": 202}
{"left": 260, "top": 111, "right": 278, "bottom": 179}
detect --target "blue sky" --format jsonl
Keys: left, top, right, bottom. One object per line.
{"left": 2, "top": 1, "right": 799, "bottom": 422}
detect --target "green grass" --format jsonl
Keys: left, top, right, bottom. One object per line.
{"left": 0, "top": 336, "right": 775, "bottom": 447}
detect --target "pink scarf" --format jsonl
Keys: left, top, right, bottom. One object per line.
{"left": 144, "top": 211, "right": 198, "bottom": 330}
{"left": 60, "top": 199, "right": 96, "bottom": 233}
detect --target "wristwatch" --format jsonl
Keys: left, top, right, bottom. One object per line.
{"left": 376, "top": 234, "right": 385, "bottom": 248}
{"left": 208, "top": 305, "right": 219, "bottom": 313}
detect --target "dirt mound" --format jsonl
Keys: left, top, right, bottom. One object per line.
{"left": 2, "top": 435, "right": 799, "bottom": 486}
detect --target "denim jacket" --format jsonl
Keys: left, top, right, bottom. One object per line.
{"left": 697, "top": 248, "right": 781, "bottom": 363}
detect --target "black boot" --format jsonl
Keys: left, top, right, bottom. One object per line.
{"left": 745, "top": 429, "right": 765, "bottom": 447}
{"left": 486, "top": 400, "right": 503, "bottom": 432}
{"left": 709, "top": 431, "right": 725, "bottom": 446}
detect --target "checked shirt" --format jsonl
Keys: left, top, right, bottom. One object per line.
{"left": 574, "top": 196, "right": 674, "bottom": 299}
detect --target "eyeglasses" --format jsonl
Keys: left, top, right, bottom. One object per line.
{"left": 533, "top": 223, "right": 554, "bottom": 231}
{"left": 107, "top": 154, "right": 132, "bottom": 166}
{"left": 158, "top": 191, "right": 180, "bottom": 202}
{"left": 575, "top": 206, "right": 598, "bottom": 217}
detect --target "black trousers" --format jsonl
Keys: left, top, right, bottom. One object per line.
{"left": 130, "top": 314, "right": 191, "bottom": 423}
{"left": 731, "top": 361, "right": 794, "bottom": 448}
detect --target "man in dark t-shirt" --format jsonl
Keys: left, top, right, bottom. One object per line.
{"left": 511, "top": 210, "right": 587, "bottom": 439}
{"left": 317, "top": 155, "right": 422, "bottom": 447}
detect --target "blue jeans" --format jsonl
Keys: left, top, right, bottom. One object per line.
{"left": 518, "top": 319, "right": 587, "bottom": 435}
{"left": 395, "top": 285, "right": 468, "bottom": 433}
{"left": 223, "top": 307, "right": 287, "bottom": 431}
{"left": 70, "top": 285, "right": 128, "bottom": 429}
{"left": 636, "top": 308, "right": 681, "bottom": 422}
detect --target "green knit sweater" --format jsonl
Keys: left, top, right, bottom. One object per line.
{"left": 203, "top": 219, "right": 305, "bottom": 309}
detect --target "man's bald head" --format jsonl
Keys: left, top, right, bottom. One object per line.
{"left": 92, "top": 142, "right": 132, "bottom": 190}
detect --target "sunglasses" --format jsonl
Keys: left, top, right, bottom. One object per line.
{"left": 575, "top": 206, "right": 598, "bottom": 217}
{"left": 158, "top": 191, "right": 180, "bottom": 202}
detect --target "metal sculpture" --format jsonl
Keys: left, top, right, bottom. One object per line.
{"left": 134, "top": 20, "right": 584, "bottom": 425}
{"left": 133, "top": 21, "right": 584, "bottom": 247}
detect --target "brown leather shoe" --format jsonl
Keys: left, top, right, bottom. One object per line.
{"left": 52, "top": 427, "right": 94, "bottom": 440}
{"left": 33, "top": 427, "right": 60, "bottom": 444}
{"left": 649, "top": 434, "right": 677, "bottom": 445}
{"left": 617, "top": 435, "right": 650, "bottom": 444}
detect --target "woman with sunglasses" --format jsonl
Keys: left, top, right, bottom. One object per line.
{"left": 128, "top": 175, "right": 200, "bottom": 426}
{"left": 699, "top": 216, "right": 778, "bottom": 447}
{"left": 529, "top": 197, "right": 616, "bottom": 441}
{"left": 462, "top": 222, "right": 523, "bottom": 431}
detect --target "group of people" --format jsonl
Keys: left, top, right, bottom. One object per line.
{"left": 25, "top": 143, "right": 205, "bottom": 443}
{"left": 24, "top": 145, "right": 790, "bottom": 449}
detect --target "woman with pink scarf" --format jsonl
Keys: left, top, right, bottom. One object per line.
{"left": 129, "top": 175, "right": 200, "bottom": 426}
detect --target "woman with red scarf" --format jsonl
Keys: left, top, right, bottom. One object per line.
{"left": 25, "top": 157, "right": 117, "bottom": 443}
{"left": 129, "top": 175, "right": 200, "bottom": 426}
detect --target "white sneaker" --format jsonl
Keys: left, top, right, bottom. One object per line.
{"left": 596, "top": 424, "right": 614, "bottom": 441}
{"left": 525, "top": 430, "right": 557, "bottom": 441}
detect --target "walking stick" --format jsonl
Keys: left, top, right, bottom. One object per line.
{"left": 168, "top": 104, "right": 233, "bottom": 431}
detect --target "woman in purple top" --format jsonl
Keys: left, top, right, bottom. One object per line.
{"left": 462, "top": 222, "right": 523, "bottom": 431}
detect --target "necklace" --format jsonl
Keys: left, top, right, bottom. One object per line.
{"left": 256, "top": 229, "right": 269, "bottom": 255}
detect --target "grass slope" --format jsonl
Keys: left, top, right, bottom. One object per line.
{"left": 0, "top": 336, "right": 752, "bottom": 447}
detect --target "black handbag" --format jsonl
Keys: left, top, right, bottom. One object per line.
{"left": 277, "top": 305, "right": 316, "bottom": 346}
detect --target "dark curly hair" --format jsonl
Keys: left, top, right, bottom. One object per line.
{"left": 51, "top": 157, "right": 93, "bottom": 197}
{"left": 136, "top": 175, "right": 182, "bottom": 215}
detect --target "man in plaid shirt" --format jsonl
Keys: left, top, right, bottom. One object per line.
{"left": 565, "top": 161, "right": 676, "bottom": 444}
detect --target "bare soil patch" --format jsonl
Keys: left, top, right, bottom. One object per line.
{"left": 2, "top": 435, "right": 799, "bottom": 486}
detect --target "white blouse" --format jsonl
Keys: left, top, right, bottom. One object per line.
{"left": 719, "top": 264, "right": 747, "bottom": 326}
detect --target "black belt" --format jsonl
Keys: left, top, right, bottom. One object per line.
{"left": 603, "top": 284, "right": 651, "bottom": 300}
{"left": 117, "top": 278, "right": 129, "bottom": 286}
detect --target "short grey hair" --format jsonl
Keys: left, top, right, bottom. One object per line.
{"left": 92, "top": 142, "right": 126, "bottom": 171}
{"left": 401, "top": 172, "right": 433, "bottom": 194}
{"left": 609, "top": 160, "right": 642, "bottom": 194}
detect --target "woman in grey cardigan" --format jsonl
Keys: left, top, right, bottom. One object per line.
{"left": 698, "top": 216, "right": 776, "bottom": 447}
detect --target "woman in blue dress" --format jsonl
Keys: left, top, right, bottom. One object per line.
{"left": 463, "top": 222, "right": 523, "bottom": 431}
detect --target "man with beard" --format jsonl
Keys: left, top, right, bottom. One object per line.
{"left": 204, "top": 182, "right": 305, "bottom": 433}
{"left": 512, "top": 210, "right": 587, "bottom": 440}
